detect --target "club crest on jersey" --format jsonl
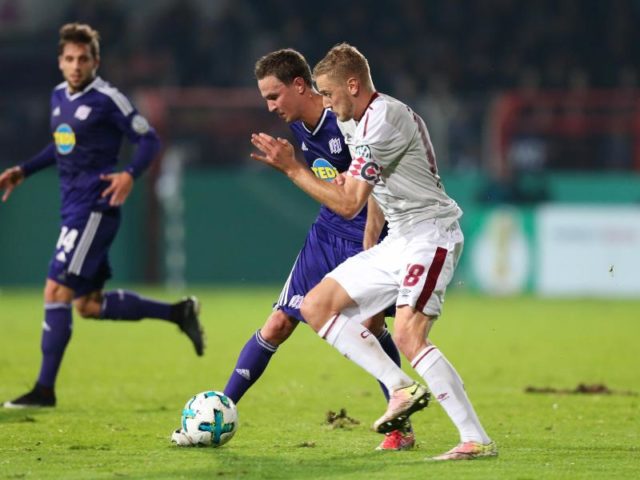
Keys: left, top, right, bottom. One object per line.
{"left": 312, "top": 158, "right": 338, "bottom": 182}
{"left": 328, "top": 137, "right": 342, "bottom": 154}
{"left": 131, "top": 114, "right": 150, "bottom": 134}
{"left": 74, "top": 105, "right": 92, "bottom": 120}
{"left": 53, "top": 123, "right": 76, "bottom": 155}
{"left": 354, "top": 145, "right": 371, "bottom": 160}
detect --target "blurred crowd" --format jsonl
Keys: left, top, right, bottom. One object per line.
{"left": 1, "top": 0, "right": 639, "bottom": 185}
{"left": 2, "top": 0, "right": 637, "bottom": 92}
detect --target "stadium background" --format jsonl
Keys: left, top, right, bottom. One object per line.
{"left": 1, "top": 0, "right": 639, "bottom": 298}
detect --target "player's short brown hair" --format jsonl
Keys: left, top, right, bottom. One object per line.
{"left": 58, "top": 23, "right": 100, "bottom": 59}
{"left": 313, "top": 43, "right": 373, "bottom": 89}
{"left": 254, "top": 49, "right": 313, "bottom": 86}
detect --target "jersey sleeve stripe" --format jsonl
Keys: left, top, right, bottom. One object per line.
{"left": 68, "top": 212, "right": 102, "bottom": 275}
{"left": 97, "top": 86, "right": 134, "bottom": 116}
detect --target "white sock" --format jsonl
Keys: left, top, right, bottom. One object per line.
{"left": 412, "top": 345, "right": 491, "bottom": 444}
{"left": 318, "top": 313, "right": 413, "bottom": 392}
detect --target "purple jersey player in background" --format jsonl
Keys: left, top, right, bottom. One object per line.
{"left": 181, "top": 49, "right": 412, "bottom": 450}
{"left": 0, "top": 23, "right": 205, "bottom": 409}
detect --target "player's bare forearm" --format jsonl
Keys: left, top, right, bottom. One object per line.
{"left": 251, "top": 132, "right": 371, "bottom": 219}
{"left": 287, "top": 166, "right": 363, "bottom": 219}
{"left": 363, "top": 196, "right": 385, "bottom": 249}
{"left": 0, "top": 166, "right": 25, "bottom": 202}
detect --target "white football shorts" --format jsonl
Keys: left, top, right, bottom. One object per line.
{"left": 327, "top": 217, "right": 463, "bottom": 319}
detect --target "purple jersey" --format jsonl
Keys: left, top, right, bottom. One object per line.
{"left": 289, "top": 108, "right": 366, "bottom": 242}
{"left": 47, "top": 77, "right": 158, "bottom": 221}
{"left": 16, "top": 76, "right": 160, "bottom": 294}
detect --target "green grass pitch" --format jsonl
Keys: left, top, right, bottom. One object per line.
{"left": 1, "top": 287, "right": 638, "bottom": 479}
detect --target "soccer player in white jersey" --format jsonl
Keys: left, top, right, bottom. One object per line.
{"left": 250, "top": 43, "right": 496, "bottom": 461}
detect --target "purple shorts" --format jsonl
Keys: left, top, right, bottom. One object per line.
{"left": 275, "top": 222, "right": 394, "bottom": 322}
{"left": 47, "top": 210, "right": 120, "bottom": 297}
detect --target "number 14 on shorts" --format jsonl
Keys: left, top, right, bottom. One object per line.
{"left": 55, "top": 226, "right": 78, "bottom": 262}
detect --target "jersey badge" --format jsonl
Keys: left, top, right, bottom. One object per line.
{"left": 328, "top": 137, "right": 342, "bottom": 154}
{"left": 301, "top": 141, "right": 308, "bottom": 151}
{"left": 311, "top": 158, "right": 338, "bottom": 182}
{"left": 354, "top": 145, "right": 371, "bottom": 160}
{"left": 131, "top": 114, "right": 150, "bottom": 134}
{"left": 52, "top": 106, "right": 61, "bottom": 117}
{"left": 349, "top": 150, "right": 382, "bottom": 183}
{"left": 360, "top": 161, "right": 381, "bottom": 182}
{"left": 74, "top": 105, "right": 92, "bottom": 120}
{"left": 53, "top": 123, "right": 76, "bottom": 155}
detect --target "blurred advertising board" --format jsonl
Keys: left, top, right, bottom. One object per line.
{"left": 536, "top": 205, "right": 640, "bottom": 297}
{"left": 466, "top": 205, "right": 640, "bottom": 297}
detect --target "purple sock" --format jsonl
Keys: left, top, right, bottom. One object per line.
{"left": 224, "top": 330, "right": 277, "bottom": 404}
{"left": 37, "top": 303, "right": 73, "bottom": 389}
{"left": 100, "top": 290, "right": 172, "bottom": 321}
{"left": 376, "top": 328, "right": 402, "bottom": 401}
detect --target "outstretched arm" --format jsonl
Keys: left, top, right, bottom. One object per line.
{"left": 0, "top": 166, "right": 25, "bottom": 202}
{"left": 251, "top": 132, "right": 373, "bottom": 219}
{"left": 1, "top": 143, "right": 57, "bottom": 202}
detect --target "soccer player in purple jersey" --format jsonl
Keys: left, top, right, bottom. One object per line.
{"left": 0, "top": 23, "right": 205, "bottom": 409}
{"left": 219, "top": 49, "right": 413, "bottom": 450}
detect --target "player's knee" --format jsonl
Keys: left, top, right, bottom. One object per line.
{"left": 299, "top": 295, "right": 321, "bottom": 326}
{"left": 74, "top": 297, "right": 101, "bottom": 319}
{"left": 362, "top": 313, "right": 386, "bottom": 337}
{"left": 261, "top": 310, "right": 296, "bottom": 345}
{"left": 44, "top": 280, "right": 73, "bottom": 303}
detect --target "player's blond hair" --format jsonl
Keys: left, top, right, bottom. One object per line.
{"left": 313, "top": 43, "right": 373, "bottom": 89}
{"left": 58, "top": 23, "right": 100, "bottom": 59}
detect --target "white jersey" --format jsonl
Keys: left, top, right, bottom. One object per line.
{"left": 338, "top": 93, "right": 461, "bottom": 236}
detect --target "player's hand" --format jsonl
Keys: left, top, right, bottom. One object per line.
{"left": 100, "top": 171, "right": 134, "bottom": 207}
{"left": 0, "top": 166, "right": 25, "bottom": 202}
{"left": 250, "top": 133, "right": 299, "bottom": 175}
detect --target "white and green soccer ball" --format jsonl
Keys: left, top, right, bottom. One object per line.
{"left": 174, "top": 391, "right": 238, "bottom": 447}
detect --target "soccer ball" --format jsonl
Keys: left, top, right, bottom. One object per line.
{"left": 179, "top": 391, "right": 238, "bottom": 447}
